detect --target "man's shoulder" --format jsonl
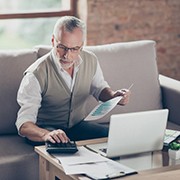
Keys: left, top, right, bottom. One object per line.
{"left": 33, "top": 52, "right": 51, "bottom": 67}
{"left": 25, "top": 52, "right": 51, "bottom": 73}
{"left": 80, "top": 49, "right": 98, "bottom": 64}
{"left": 81, "top": 48, "right": 96, "bottom": 57}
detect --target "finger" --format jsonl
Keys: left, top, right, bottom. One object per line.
{"left": 56, "top": 129, "right": 69, "bottom": 143}
{"left": 46, "top": 135, "right": 56, "bottom": 143}
{"left": 114, "top": 91, "right": 124, "bottom": 97}
{"left": 115, "top": 89, "right": 129, "bottom": 97}
{"left": 59, "top": 134, "right": 68, "bottom": 143}
{"left": 118, "top": 94, "right": 129, "bottom": 105}
{"left": 50, "top": 131, "right": 61, "bottom": 143}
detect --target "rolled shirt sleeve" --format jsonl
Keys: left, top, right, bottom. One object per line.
{"left": 90, "top": 60, "right": 110, "bottom": 100}
{"left": 15, "top": 73, "right": 42, "bottom": 133}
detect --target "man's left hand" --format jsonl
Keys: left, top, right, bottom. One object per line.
{"left": 113, "top": 89, "right": 131, "bottom": 106}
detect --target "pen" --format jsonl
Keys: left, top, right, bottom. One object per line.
{"left": 69, "top": 160, "right": 107, "bottom": 166}
{"left": 106, "top": 171, "right": 125, "bottom": 178}
{"left": 128, "top": 83, "right": 134, "bottom": 90}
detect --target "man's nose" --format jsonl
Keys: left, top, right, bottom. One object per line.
{"left": 63, "top": 50, "right": 70, "bottom": 59}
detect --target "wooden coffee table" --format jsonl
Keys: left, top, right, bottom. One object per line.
{"left": 35, "top": 138, "right": 180, "bottom": 180}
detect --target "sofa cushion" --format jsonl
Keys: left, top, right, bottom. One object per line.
{"left": 0, "top": 50, "right": 37, "bottom": 134}
{"left": 35, "top": 45, "right": 52, "bottom": 58}
{"left": 35, "top": 40, "right": 163, "bottom": 123}
{"left": 0, "top": 135, "right": 38, "bottom": 180}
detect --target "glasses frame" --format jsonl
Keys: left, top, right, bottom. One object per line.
{"left": 54, "top": 35, "right": 83, "bottom": 54}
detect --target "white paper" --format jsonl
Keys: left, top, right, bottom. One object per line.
{"left": 85, "top": 96, "right": 122, "bottom": 121}
{"left": 164, "top": 129, "right": 180, "bottom": 145}
{"left": 63, "top": 159, "right": 136, "bottom": 178}
{"left": 52, "top": 146, "right": 136, "bottom": 179}
{"left": 85, "top": 160, "right": 136, "bottom": 179}
{"left": 52, "top": 146, "right": 107, "bottom": 166}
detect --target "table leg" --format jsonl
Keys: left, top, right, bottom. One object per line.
{"left": 39, "top": 156, "right": 49, "bottom": 180}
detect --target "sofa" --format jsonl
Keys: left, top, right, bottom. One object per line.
{"left": 0, "top": 40, "right": 180, "bottom": 180}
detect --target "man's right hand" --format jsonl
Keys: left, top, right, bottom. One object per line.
{"left": 20, "top": 122, "right": 69, "bottom": 143}
{"left": 43, "top": 129, "right": 70, "bottom": 143}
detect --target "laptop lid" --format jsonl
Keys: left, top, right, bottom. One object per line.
{"left": 106, "top": 109, "right": 169, "bottom": 158}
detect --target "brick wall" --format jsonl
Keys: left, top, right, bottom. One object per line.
{"left": 77, "top": 0, "right": 180, "bottom": 80}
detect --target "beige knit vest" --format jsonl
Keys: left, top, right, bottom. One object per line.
{"left": 25, "top": 50, "right": 97, "bottom": 129}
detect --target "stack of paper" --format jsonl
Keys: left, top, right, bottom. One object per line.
{"left": 164, "top": 129, "right": 180, "bottom": 146}
{"left": 52, "top": 146, "right": 137, "bottom": 179}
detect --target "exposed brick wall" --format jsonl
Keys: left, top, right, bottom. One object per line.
{"left": 77, "top": 0, "right": 180, "bottom": 80}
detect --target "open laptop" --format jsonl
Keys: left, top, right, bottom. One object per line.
{"left": 86, "top": 109, "right": 169, "bottom": 158}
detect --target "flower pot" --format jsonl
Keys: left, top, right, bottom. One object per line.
{"left": 168, "top": 149, "right": 180, "bottom": 160}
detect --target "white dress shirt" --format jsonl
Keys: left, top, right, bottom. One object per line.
{"left": 16, "top": 50, "right": 109, "bottom": 131}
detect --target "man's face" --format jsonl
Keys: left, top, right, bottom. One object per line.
{"left": 52, "top": 27, "right": 83, "bottom": 69}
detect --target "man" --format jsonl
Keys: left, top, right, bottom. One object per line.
{"left": 16, "top": 16, "right": 131, "bottom": 144}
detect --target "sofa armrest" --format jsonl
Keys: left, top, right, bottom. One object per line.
{"left": 159, "top": 75, "right": 180, "bottom": 125}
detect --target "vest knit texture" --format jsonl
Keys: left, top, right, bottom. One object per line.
{"left": 25, "top": 50, "right": 97, "bottom": 129}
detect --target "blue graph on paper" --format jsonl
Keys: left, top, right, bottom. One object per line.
{"left": 92, "top": 100, "right": 113, "bottom": 116}
{"left": 85, "top": 96, "right": 122, "bottom": 121}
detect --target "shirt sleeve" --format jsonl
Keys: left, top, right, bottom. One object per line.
{"left": 15, "top": 73, "right": 42, "bottom": 133}
{"left": 90, "top": 60, "right": 110, "bottom": 100}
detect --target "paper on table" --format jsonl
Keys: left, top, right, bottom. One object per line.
{"left": 84, "top": 96, "right": 123, "bottom": 121}
{"left": 164, "top": 129, "right": 180, "bottom": 145}
{"left": 62, "top": 158, "right": 136, "bottom": 178}
{"left": 85, "top": 160, "right": 137, "bottom": 180}
{"left": 53, "top": 146, "right": 108, "bottom": 166}
{"left": 52, "top": 146, "right": 137, "bottom": 178}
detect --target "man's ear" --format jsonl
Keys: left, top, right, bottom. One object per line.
{"left": 51, "top": 35, "right": 55, "bottom": 47}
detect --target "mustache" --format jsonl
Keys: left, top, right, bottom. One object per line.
{"left": 60, "top": 58, "right": 74, "bottom": 63}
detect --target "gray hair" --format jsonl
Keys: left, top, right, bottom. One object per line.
{"left": 53, "top": 16, "right": 86, "bottom": 42}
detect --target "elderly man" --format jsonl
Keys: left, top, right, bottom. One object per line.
{"left": 16, "top": 16, "right": 130, "bottom": 144}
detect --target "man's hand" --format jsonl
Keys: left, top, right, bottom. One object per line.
{"left": 99, "top": 87, "right": 131, "bottom": 105}
{"left": 20, "top": 122, "right": 70, "bottom": 143}
{"left": 113, "top": 89, "right": 131, "bottom": 106}
{"left": 42, "top": 129, "right": 70, "bottom": 143}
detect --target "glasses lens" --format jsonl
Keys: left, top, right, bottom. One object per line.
{"left": 71, "top": 47, "right": 80, "bottom": 53}
{"left": 57, "top": 44, "right": 81, "bottom": 53}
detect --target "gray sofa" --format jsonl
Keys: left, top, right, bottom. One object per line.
{"left": 0, "top": 40, "right": 180, "bottom": 180}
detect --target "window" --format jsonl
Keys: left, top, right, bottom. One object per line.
{"left": 0, "top": 0, "right": 76, "bottom": 49}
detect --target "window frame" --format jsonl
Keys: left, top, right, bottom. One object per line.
{"left": 0, "top": 0, "right": 76, "bottom": 19}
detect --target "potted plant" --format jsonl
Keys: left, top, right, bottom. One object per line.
{"left": 168, "top": 142, "right": 180, "bottom": 160}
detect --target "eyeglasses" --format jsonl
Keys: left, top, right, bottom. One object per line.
{"left": 54, "top": 35, "right": 82, "bottom": 54}
{"left": 56, "top": 43, "right": 82, "bottom": 53}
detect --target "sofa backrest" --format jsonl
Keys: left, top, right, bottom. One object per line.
{"left": 0, "top": 40, "right": 162, "bottom": 135}
{"left": 0, "top": 50, "right": 37, "bottom": 134}
{"left": 36, "top": 40, "right": 162, "bottom": 123}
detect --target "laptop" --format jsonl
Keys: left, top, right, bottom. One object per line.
{"left": 86, "top": 109, "right": 169, "bottom": 158}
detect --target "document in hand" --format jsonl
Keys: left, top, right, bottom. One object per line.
{"left": 85, "top": 96, "right": 122, "bottom": 121}
{"left": 52, "top": 146, "right": 137, "bottom": 179}
{"left": 85, "top": 84, "right": 134, "bottom": 121}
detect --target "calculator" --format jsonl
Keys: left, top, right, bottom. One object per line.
{"left": 45, "top": 141, "right": 78, "bottom": 154}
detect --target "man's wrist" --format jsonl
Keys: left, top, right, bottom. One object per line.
{"left": 40, "top": 130, "right": 50, "bottom": 141}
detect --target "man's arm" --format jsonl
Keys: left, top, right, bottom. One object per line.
{"left": 98, "top": 87, "right": 115, "bottom": 102}
{"left": 20, "top": 122, "right": 69, "bottom": 143}
{"left": 20, "top": 122, "right": 50, "bottom": 142}
{"left": 16, "top": 73, "right": 69, "bottom": 143}
{"left": 90, "top": 60, "right": 131, "bottom": 105}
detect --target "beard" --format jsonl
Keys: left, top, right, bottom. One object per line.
{"left": 54, "top": 49, "right": 75, "bottom": 70}
{"left": 59, "top": 58, "right": 75, "bottom": 69}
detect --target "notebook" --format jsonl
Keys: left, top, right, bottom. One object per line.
{"left": 86, "top": 109, "right": 169, "bottom": 158}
